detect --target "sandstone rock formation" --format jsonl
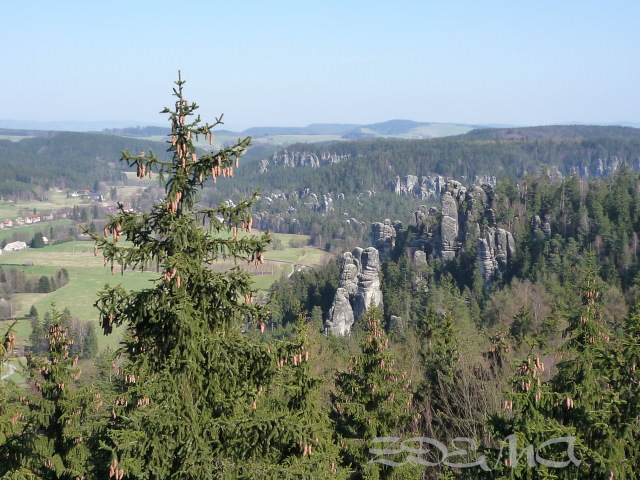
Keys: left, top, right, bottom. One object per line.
{"left": 439, "top": 191, "right": 459, "bottom": 260}
{"left": 371, "top": 219, "right": 397, "bottom": 261}
{"left": 326, "top": 246, "right": 383, "bottom": 336}
{"left": 394, "top": 174, "right": 445, "bottom": 199}
{"left": 477, "top": 228, "right": 516, "bottom": 283}
{"left": 407, "top": 179, "right": 516, "bottom": 284}
{"left": 258, "top": 150, "right": 350, "bottom": 172}
{"left": 326, "top": 288, "right": 354, "bottom": 336}
{"left": 353, "top": 247, "right": 383, "bottom": 320}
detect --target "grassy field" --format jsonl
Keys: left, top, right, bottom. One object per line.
{"left": 1, "top": 231, "right": 331, "bottom": 355}
{"left": 0, "top": 191, "right": 94, "bottom": 219}
{"left": 0, "top": 220, "right": 74, "bottom": 244}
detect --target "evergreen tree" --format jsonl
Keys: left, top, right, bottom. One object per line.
{"left": 29, "top": 314, "right": 48, "bottom": 354}
{"left": 483, "top": 354, "right": 582, "bottom": 480}
{"left": 616, "top": 305, "right": 640, "bottom": 471}
{"left": 80, "top": 322, "right": 98, "bottom": 360}
{"left": 0, "top": 321, "right": 28, "bottom": 477}
{"left": 550, "top": 253, "right": 629, "bottom": 477}
{"left": 38, "top": 275, "right": 51, "bottom": 293}
{"left": 330, "top": 306, "right": 415, "bottom": 479}
{"left": 17, "top": 305, "right": 102, "bottom": 478}
{"left": 87, "top": 73, "right": 343, "bottom": 479}
{"left": 31, "top": 232, "right": 46, "bottom": 249}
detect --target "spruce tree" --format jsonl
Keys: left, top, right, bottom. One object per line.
{"left": 617, "top": 304, "right": 640, "bottom": 471}
{"left": 550, "top": 253, "right": 629, "bottom": 477}
{"left": 483, "top": 354, "right": 582, "bottom": 480}
{"left": 88, "top": 72, "right": 343, "bottom": 479}
{"left": 16, "top": 305, "right": 102, "bottom": 479}
{"left": 330, "top": 306, "right": 415, "bottom": 479}
{"left": 0, "top": 321, "right": 29, "bottom": 477}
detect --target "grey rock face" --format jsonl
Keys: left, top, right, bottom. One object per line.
{"left": 440, "top": 192, "right": 459, "bottom": 260}
{"left": 393, "top": 174, "right": 445, "bottom": 199}
{"left": 326, "top": 247, "right": 383, "bottom": 336}
{"left": 339, "top": 252, "right": 360, "bottom": 296}
{"left": 322, "top": 194, "right": 334, "bottom": 212}
{"left": 476, "top": 227, "right": 517, "bottom": 283}
{"left": 413, "top": 250, "right": 427, "bottom": 264}
{"left": 477, "top": 237, "right": 497, "bottom": 283}
{"left": 407, "top": 179, "right": 516, "bottom": 284}
{"left": 533, "top": 214, "right": 551, "bottom": 237}
{"left": 326, "top": 288, "right": 354, "bottom": 336}
{"left": 371, "top": 219, "right": 396, "bottom": 261}
{"left": 258, "top": 150, "right": 350, "bottom": 172}
{"left": 353, "top": 247, "right": 383, "bottom": 320}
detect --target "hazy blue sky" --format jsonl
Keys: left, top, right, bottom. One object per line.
{"left": 2, "top": 0, "right": 639, "bottom": 130}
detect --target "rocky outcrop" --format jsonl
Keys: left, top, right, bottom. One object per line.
{"left": 420, "top": 175, "right": 445, "bottom": 199}
{"left": 533, "top": 214, "right": 551, "bottom": 237}
{"left": 259, "top": 150, "right": 350, "bottom": 172}
{"left": 477, "top": 228, "right": 516, "bottom": 283}
{"left": 407, "top": 179, "right": 516, "bottom": 284}
{"left": 440, "top": 191, "right": 460, "bottom": 260}
{"left": 326, "top": 247, "right": 383, "bottom": 336}
{"left": 3, "top": 241, "right": 27, "bottom": 252}
{"left": 394, "top": 174, "right": 446, "bottom": 200}
{"left": 371, "top": 219, "right": 397, "bottom": 261}
{"left": 394, "top": 175, "right": 419, "bottom": 195}
{"left": 322, "top": 194, "right": 334, "bottom": 212}
{"left": 326, "top": 288, "right": 354, "bottom": 336}
{"left": 353, "top": 247, "right": 383, "bottom": 319}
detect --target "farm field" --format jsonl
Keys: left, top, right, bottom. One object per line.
{"left": 0, "top": 191, "right": 95, "bottom": 218}
{"left": 1, "top": 232, "right": 331, "bottom": 357}
{"left": 0, "top": 220, "right": 74, "bottom": 244}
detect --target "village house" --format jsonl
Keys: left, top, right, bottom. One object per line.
{"left": 14, "top": 217, "right": 24, "bottom": 226}
{"left": 25, "top": 214, "right": 41, "bottom": 224}
{"left": 1, "top": 219, "right": 12, "bottom": 228}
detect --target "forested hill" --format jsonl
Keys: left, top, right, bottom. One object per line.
{"left": 0, "top": 132, "right": 171, "bottom": 198}
{"left": 199, "top": 125, "right": 640, "bottom": 251}
{"left": 463, "top": 124, "right": 640, "bottom": 140}
{"left": 240, "top": 125, "right": 640, "bottom": 193}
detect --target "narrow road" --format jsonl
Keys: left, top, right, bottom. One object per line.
{"left": 1, "top": 363, "right": 16, "bottom": 380}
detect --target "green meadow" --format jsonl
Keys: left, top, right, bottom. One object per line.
{"left": 1, "top": 232, "right": 331, "bottom": 355}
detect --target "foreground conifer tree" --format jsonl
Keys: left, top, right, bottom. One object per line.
{"left": 22, "top": 306, "right": 100, "bottom": 479}
{"left": 550, "top": 254, "right": 628, "bottom": 478}
{"left": 330, "top": 307, "right": 415, "bottom": 479}
{"left": 88, "top": 73, "right": 343, "bottom": 479}
{"left": 0, "top": 322, "right": 29, "bottom": 478}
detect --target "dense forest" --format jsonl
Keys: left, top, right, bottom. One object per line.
{"left": 265, "top": 165, "right": 640, "bottom": 478}
{"left": 0, "top": 132, "right": 172, "bottom": 198}
{"left": 200, "top": 126, "right": 640, "bottom": 253}
{"left": 1, "top": 80, "right": 640, "bottom": 479}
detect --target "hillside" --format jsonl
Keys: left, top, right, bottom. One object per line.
{"left": 199, "top": 125, "right": 640, "bottom": 251}
{"left": 0, "top": 132, "right": 172, "bottom": 198}
{"left": 243, "top": 120, "right": 476, "bottom": 140}
{"left": 463, "top": 124, "right": 640, "bottom": 140}
{"left": 5, "top": 124, "right": 640, "bottom": 252}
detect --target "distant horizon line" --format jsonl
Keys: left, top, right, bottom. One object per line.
{"left": 2, "top": 118, "right": 640, "bottom": 134}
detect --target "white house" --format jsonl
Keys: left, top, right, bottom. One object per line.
{"left": 4, "top": 241, "right": 27, "bottom": 252}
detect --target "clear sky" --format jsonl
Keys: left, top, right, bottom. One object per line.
{"left": 2, "top": 0, "right": 639, "bottom": 130}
